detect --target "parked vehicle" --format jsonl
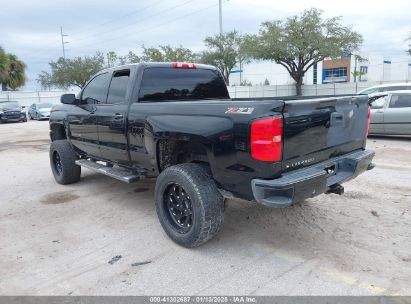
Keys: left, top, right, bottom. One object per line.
{"left": 0, "top": 101, "right": 27, "bottom": 123}
{"left": 49, "top": 62, "right": 375, "bottom": 247}
{"left": 358, "top": 83, "right": 411, "bottom": 95}
{"left": 28, "top": 103, "right": 53, "bottom": 120}
{"left": 368, "top": 90, "right": 411, "bottom": 135}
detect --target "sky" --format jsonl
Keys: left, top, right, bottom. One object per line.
{"left": 0, "top": 0, "right": 410, "bottom": 90}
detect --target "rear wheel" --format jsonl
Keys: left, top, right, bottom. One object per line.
{"left": 155, "top": 163, "right": 224, "bottom": 247}
{"left": 49, "top": 140, "right": 81, "bottom": 184}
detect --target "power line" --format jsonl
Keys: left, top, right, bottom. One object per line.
{"left": 68, "top": 0, "right": 164, "bottom": 36}
{"left": 20, "top": 1, "right": 221, "bottom": 65}
{"left": 18, "top": 1, "right": 174, "bottom": 62}
{"left": 71, "top": 2, "right": 222, "bottom": 53}
{"left": 60, "top": 26, "right": 69, "bottom": 59}
{"left": 219, "top": 0, "right": 223, "bottom": 35}
{"left": 70, "top": 0, "right": 198, "bottom": 45}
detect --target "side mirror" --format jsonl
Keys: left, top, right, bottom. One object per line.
{"left": 21, "top": 106, "right": 26, "bottom": 109}
{"left": 61, "top": 94, "right": 77, "bottom": 104}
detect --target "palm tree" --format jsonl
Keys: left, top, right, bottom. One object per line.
{"left": 0, "top": 47, "right": 8, "bottom": 85}
{"left": 0, "top": 47, "right": 26, "bottom": 91}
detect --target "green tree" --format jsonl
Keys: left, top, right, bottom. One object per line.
{"left": 352, "top": 54, "right": 368, "bottom": 82}
{"left": 141, "top": 45, "right": 197, "bottom": 62}
{"left": 351, "top": 70, "right": 365, "bottom": 81}
{"left": 0, "top": 47, "right": 26, "bottom": 91}
{"left": 106, "top": 51, "right": 118, "bottom": 67}
{"left": 37, "top": 52, "right": 105, "bottom": 89}
{"left": 0, "top": 47, "right": 9, "bottom": 89}
{"left": 243, "top": 8, "right": 362, "bottom": 95}
{"left": 118, "top": 51, "right": 141, "bottom": 65}
{"left": 201, "top": 31, "right": 249, "bottom": 85}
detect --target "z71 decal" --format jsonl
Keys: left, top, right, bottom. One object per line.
{"left": 225, "top": 107, "right": 254, "bottom": 114}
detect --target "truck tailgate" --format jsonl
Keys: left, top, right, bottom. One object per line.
{"left": 282, "top": 95, "right": 369, "bottom": 172}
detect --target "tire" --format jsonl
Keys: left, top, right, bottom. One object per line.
{"left": 155, "top": 163, "right": 224, "bottom": 247}
{"left": 49, "top": 140, "right": 81, "bottom": 185}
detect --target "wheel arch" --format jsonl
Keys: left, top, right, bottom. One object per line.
{"left": 156, "top": 136, "right": 214, "bottom": 175}
{"left": 50, "top": 122, "right": 67, "bottom": 141}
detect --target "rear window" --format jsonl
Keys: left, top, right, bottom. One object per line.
{"left": 138, "top": 67, "right": 229, "bottom": 102}
{"left": 383, "top": 85, "right": 410, "bottom": 92}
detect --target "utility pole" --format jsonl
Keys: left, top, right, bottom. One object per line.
{"left": 219, "top": 0, "right": 223, "bottom": 35}
{"left": 60, "top": 26, "right": 69, "bottom": 59}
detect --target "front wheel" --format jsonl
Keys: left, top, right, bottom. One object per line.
{"left": 49, "top": 140, "right": 81, "bottom": 185}
{"left": 155, "top": 163, "right": 224, "bottom": 247}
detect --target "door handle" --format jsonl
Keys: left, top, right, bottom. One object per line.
{"left": 113, "top": 113, "right": 124, "bottom": 119}
{"left": 330, "top": 112, "right": 344, "bottom": 125}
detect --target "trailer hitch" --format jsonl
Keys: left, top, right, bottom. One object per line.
{"left": 326, "top": 183, "right": 345, "bottom": 195}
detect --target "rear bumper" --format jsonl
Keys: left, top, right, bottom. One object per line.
{"left": 251, "top": 149, "right": 375, "bottom": 207}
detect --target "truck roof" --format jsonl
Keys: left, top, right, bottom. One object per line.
{"left": 100, "top": 62, "right": 218, "bottom": 73}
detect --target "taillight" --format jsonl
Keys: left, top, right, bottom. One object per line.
{"left": 172, "top": 62, "right": 196, "bottom": 69}
{"left": 366, "top": 105, "right": 371, "bottom": 137}
{"left": 250, "top": 116, "right": 283, "bottom": 162}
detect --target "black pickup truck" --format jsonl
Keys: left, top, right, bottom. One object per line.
{"left": 49, "top": 62, "right": 375, "bottom": 247}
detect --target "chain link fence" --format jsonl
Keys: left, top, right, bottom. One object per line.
{"left": 228, "top": 80, "right": 410, "bottom": 98}
{"left": 1, "top": 80, "right": 410, "bottom": 106}
{"left": 0, "top": 90, "right": 79, "bottom": 108}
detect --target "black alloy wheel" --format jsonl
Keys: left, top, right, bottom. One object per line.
{"left": 49, "top": 140, "right": 81, "bottom": 185}
{"left": 52, "top": 151, "right": 63, "bottom": 176}
{"left": 164, "top": 183, "right": 193, "bottom": 232}
{"left": 154, "top": 163, "right": 224, "bottom": 247}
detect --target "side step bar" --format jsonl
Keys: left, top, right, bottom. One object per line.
{"left": 75, "top": 159, "right": 140, "bottom": 183}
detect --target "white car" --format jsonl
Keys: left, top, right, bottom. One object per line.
{"left": 368, "top": 90, "right": 411, "bottom": 135}
{"left": 358, "top": 83, "right": 411, "bottom": 95}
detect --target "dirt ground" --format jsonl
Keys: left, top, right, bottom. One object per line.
{"left": 0, "top": 121, "right": 410, "bottom": 296}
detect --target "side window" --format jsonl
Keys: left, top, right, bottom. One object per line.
{"left": 370, "top": 96, "right": 387, "bottom": 109}
{"left": 389, "top": 95, "right": 411, "bottom": 108}
{"left": 106, "top": 70, "right": 130, "bottom": 104}
{"left": 81, "top": 73, "right": 109, "bottom": 104}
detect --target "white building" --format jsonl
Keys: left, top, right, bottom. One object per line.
{"left": 229, "top": 53, "right": 411, "bottom": 86}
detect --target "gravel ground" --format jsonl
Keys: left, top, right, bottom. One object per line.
{"left": 0, "top": 121, "right": 410, "bottom": 296}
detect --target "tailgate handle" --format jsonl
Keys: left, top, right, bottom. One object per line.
{"left": 330, "top": 112, "right": 344, "bottom": 125}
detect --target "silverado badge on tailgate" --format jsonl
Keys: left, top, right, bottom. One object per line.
{"left": 225, "top": 107, "right": 254, "bottom": 114}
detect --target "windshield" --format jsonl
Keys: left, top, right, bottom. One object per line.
{"left": 360, "top": 88, "right": 379, "bottom": 95}
{"left": 0, "top": 101, "right": 20, "bottom": 109}
{"left": 37, "top": 103, "right": 53, "bottom": 109}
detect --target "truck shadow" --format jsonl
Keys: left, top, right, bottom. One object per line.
{"left": 77, "top": 171, "right": 408, "bottom": 283}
